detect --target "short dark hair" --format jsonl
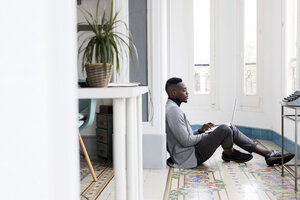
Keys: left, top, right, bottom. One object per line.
{"left": 165, "top": 77, "right": 182, "bottom": 95}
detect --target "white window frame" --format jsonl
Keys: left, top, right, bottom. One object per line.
{"left": 297, "top": 0, "right": 300, "bottom": 91}
{"left": 113, "top": 0, "right": 167, "bottom": 135}
{"left": 142, "top": 0, "right": 168, "bottom": 135}
{"left": 236, "top": 0, "right": 263, "bottom": 111}
{"left": 281, "top": 0, "right": 300, "bottom": 97}
{"left": 298, "top": 0, "right": 300, "bottom": 90}
{"left": 188, "top": 0, "right": 218, "bottom": 108}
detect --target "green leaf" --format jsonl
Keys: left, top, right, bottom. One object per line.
{"left": 109, "top": 0, "right": 113, "bottom": 22}
{"left": 95, "top": 0, "right": 101, "bottom": 24}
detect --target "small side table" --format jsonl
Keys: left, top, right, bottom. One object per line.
{"left": 281, "top": 104, "right": 300, "bottom": 190}
{"left": 78, "top": 87, "right": 148, "bottom": 200}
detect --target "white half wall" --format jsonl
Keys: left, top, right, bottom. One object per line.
{"left": 0, "top": 1, "right": 79, "bottom": 199}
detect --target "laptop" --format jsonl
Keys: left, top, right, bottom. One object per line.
{"left": 204, "top": 98, "right": 237, "bottom": 134}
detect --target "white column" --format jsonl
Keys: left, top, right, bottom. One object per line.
{"left": 126, "top": 97, "right": 138, "bottom": 200}
{"left": 137, "top": 95, "right": 144, "bottom": 200}
{"left": 0, "top": 1, "right": 79, "bottom": 199}
{"left": 113, "top": 98, "right": 127, "bottom": 200}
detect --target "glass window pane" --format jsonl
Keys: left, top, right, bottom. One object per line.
{"left": 244, "top": 0, "right": 257, "bottom": 95}
{"left": 286, "top": 0, "right": 298, "bottom": 95}
{"left": 193, "top": 0, "right": 210, "bottom": 94}
{"left": 194, "top": 66, "right": 210, "bottom": 94}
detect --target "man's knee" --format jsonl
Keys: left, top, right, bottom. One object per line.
{"left": 218, "top": 124, "right": 232, "bottom": 136}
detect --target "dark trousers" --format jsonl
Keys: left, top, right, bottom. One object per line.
{"left": 195, "top": 124, "right": 257, "bottom": 165}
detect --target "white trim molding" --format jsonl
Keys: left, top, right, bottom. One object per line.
{"left": 142, "top": 0, "right": 167, "bottom": 137}
{"left": 236, "top": 0, "right": 264, "bottom": 111}
{"left": 141, "top": 0, "right": 168, "bottom": 168}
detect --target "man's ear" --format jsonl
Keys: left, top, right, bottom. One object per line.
{"left": 171, "top": 89, "right": 177, "bottom": 97}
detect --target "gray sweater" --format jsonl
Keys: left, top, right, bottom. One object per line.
{"left": 165, "top": 99, "right": 203, "bottom": 168}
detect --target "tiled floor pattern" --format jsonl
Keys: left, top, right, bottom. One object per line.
{"left": 81, "top": 139, "right": 300, "bottom": 200}
{"left": 80, "top": 158, "right": 113, "bottom": 200}
{"left": 164, "top": 140, "right": 300, "bottom": 200}
{"left": 80, "top": 156, "right": 170, "bottom": 200}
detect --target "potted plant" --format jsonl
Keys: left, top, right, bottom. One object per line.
{"left": 78, "top": 0, "right": 137, "bottom": 87}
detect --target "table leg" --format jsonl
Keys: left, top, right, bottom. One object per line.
{"left": 295, "top": 109, "right": 298, "bottom": 190}
{"left": 281, "top": 105, "right": 284, "bottom": 176}
{"left": 126, "top": 97, "right": 138, "bottom": 200}
{"left": 113, "top": 98, "right": 126, "bottom": 200}
{"left": 137, "top": 95, "right": 144, "bottom": 200}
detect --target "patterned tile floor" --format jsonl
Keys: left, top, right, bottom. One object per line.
{"left": 164, "top": 140, "right": 300, "bottom": 200}
{"left": 80, "top": 157, "right": 114, "bottom": 200}
{"left": 85, "top": 139, "right": 300, "bottom": 200}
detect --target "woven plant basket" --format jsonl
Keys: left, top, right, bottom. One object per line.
{"left": 85, "top": 63, "right": 113, "bottom": 88}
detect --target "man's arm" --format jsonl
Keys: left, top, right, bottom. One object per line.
{"left": 167, "top": 108, "right": 203, "bottom": 147}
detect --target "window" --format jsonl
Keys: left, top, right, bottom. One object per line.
{"left": 192, "top": 0, "right": 217, "bottom": 107}
{"left": 243, "top": 0, "right": 257, "bottom": 95}
{"left": 283, "top": 0, "right": 298, "bottom": 95}
{"left": 236, "top": 0, "right": 262, "bottom": 109}
{"left": 193, "top": 0, "right": 210, "bottom": 95}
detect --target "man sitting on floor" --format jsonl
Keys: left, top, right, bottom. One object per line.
{"left": 165, "top": 77, "right": 295, "bottom": 168}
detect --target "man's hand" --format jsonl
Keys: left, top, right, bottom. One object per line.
{"left": 198, "top": 122, "right": 215, "bottom": 134}
{"left": 207, "top": 122, "right": 215, "bottom": 128}
{"left": 200, "top": 124, "right": 211, "bottom": 132}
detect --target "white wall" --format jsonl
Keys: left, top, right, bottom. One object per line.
{"left": 169, "top": 0, "right": 296, "bottom": 143}
{"left": 0, "top": 1, "right": 79, "bottom": 199}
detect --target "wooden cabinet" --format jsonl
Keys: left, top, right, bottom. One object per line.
{"left": 96, "top": 113, "right": 113, "bottom": 160}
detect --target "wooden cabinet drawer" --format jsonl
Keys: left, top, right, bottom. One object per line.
{"left": 96, "top": 128, "right": 112, "bottom": 143}
{"left": 97, "top": 143, "right": 112, "bottom": 159}
{"left": 96, "top": 114, "right": 113, "bottom": 131}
